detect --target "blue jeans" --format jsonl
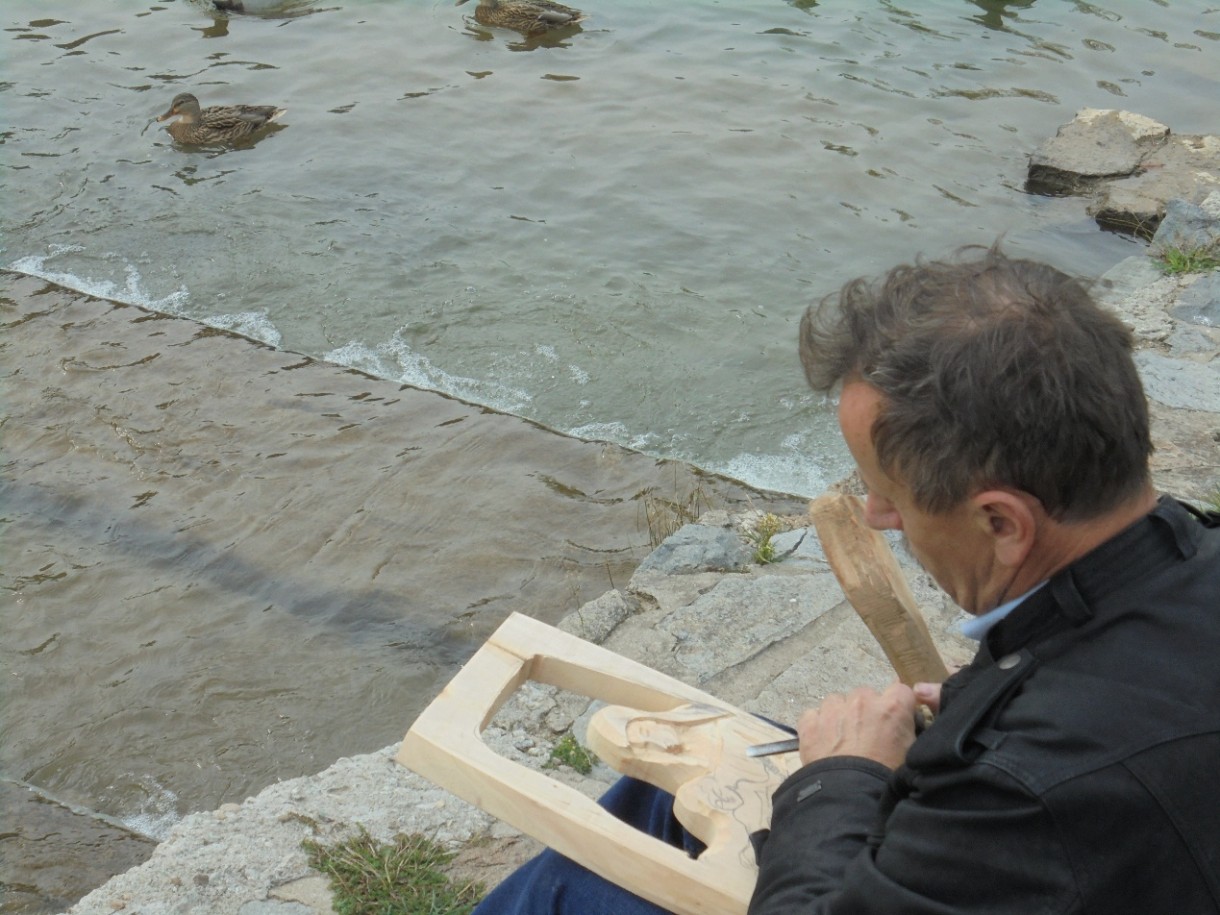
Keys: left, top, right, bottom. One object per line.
{"left": 471, "top": 776, "right": 704, "bottom": 915}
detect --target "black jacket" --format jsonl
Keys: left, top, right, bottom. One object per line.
{"left": 750, "top": 497, "right": 1220, "bottom": 914}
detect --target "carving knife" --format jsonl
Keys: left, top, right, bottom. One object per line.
{"left": 746, "top": 707, "right": 933, "bottom": 758}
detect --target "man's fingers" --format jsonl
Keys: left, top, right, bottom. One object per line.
{"left": 796, "top": 684, "right": 919, "bottom": 769}
{"left": 913, "top": 681, "right": 942, "bottom": 714}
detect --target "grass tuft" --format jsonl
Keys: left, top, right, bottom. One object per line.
{"left": 303, "top": 827, "right": 484, "bottom": 915}
{"left": 1154, "top": 246, "right": 1220, "bottom": 275}
{"left": 640, "top": 480, "right": 714, "bottom": 548}
{"left": 545, "top": 732, "right": 595, "bottom": 776}
{"left": 747, "top": 513, "right": 784, "bottom": 564}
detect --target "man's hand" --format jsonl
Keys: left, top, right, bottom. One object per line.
{"left": 796, "top": 682, "right": 918, "bottom": 770}
{"left": 913, "top": 681, "right": 943, "bottom": 715}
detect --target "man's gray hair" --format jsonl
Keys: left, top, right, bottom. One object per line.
{"left": 800, "top": 245, "right": 1152, "bottom": 521}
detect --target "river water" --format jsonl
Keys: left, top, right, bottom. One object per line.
{"left": 8, "top": 0, "right": 1216, "bottom": 495}
{"left": 2, "top": 0, "right": 1217, "bottom": 909}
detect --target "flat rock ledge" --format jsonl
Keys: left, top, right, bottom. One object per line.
{"left": 59, "top": 206, "right": 1220, "bottom": 915}
{"left": 1027, "top": 108, "right": 1220, "bottom": 236}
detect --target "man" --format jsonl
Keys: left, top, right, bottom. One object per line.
{"left": 474, "top": 246, "right": 1220, "bottom": 914}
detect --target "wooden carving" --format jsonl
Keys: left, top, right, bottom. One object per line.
{"left": 399, "top": 496, "right": 948, "bottom": 914}
{"left": 397, "top": 612, "right": 798, "bottom": 915}
{"left": 585, "top": 702, "right": 798, "bottom": 872}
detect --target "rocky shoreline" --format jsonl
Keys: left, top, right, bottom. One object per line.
{"left": 54, "top": 504, "right": 985, "bottom": 915}
{"left": 50, "top": 111, "right": 1220, "bottom": 914}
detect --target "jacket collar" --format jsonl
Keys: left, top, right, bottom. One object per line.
{"left": 985, "top": 495, "right": 1203, "bottom": 658}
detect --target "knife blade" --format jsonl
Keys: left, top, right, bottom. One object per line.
{"left": 746, "top": 706, "right": 933, "bottom": 758}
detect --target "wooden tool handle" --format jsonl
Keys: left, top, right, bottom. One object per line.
{"left": 809, "top": 492, "right": 949, "bottom": 686}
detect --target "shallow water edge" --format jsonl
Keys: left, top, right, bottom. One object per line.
{"left": 1, "top": 271, "right": 809, "bottom": 912}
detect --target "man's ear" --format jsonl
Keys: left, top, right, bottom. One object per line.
{"left": 971, "top": 489, "right": 1038, "bottom": 569}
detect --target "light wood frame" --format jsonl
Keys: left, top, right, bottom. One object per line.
{"left": 398, "top": 492, "right": 948, "bottom": 914}
{"left": 397, "top": 611, "right": 798, "bottom": 915}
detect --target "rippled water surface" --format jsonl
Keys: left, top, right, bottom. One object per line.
{"left": 3, "top": 0, "right": 1217, "bottom": 909}
{"left": 8, "top": 0, "right": 1216, "bottom": 492}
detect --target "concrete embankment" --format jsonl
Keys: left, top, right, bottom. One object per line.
{"left": 1, "top": 267, "right": 807, "bottom": 915}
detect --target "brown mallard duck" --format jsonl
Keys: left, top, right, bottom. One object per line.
{"left": 156, "top": 92, "right": 286, "bottom": 145}
{"left": 456, "top": 0, "right": 586, "bottom": 35}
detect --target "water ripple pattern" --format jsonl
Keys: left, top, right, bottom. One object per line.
{"left": 6, "top": 0, "right": 1214, "bottom": 492}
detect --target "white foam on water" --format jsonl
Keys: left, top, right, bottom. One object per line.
{"left": 326, "top": 330, "right": 532, "bottom": 415}
{"left": 526, "top": 341, "right": 588, "bottom": 385}
{"left": 713, "top": 432, "right": 841, "bottom": 500}
{"left": 202, "top": 311, "right": 283, "bottom": 349}
{"left": 325, "top": 340, "right": 391, "bottom": 378}
{"left": 568, "top": 420, "right": 663, "bottom": 453}
{"left": 111, "top": 776, "right": 182, "bottom": 841}
{"left": 8, "top": 245, "right": 191, "bottom": 316}
{"left": 567, "top": 419, "right": 842, "bottom": 499}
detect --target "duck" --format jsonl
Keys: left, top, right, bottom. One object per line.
{"left": 156, "top": 92, "right": 286, "bottom": 145}
{"left": 456, "top": 0, "right": 586, "bottom": 35}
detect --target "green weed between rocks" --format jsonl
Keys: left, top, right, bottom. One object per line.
{"left": 748, "top": 513, "right": 784, "bottom": 564}
{"left": 545, "top": 732, "right": 595, "bottom": 776}
{"left": 303, "top": 828, "right": 484, "bottom": 915}
{"left": 1154, "top": 246, "right": 1220, "bottom": 275}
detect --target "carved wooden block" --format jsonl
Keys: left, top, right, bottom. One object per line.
{"left": 397, "top": 612, "right": 798, "bottom": 915}
{"left": 399, "top": 496, "right": 948, "bottom": 914}
{"left": 586, "top": 702, "right": 798, "bottom": 873}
